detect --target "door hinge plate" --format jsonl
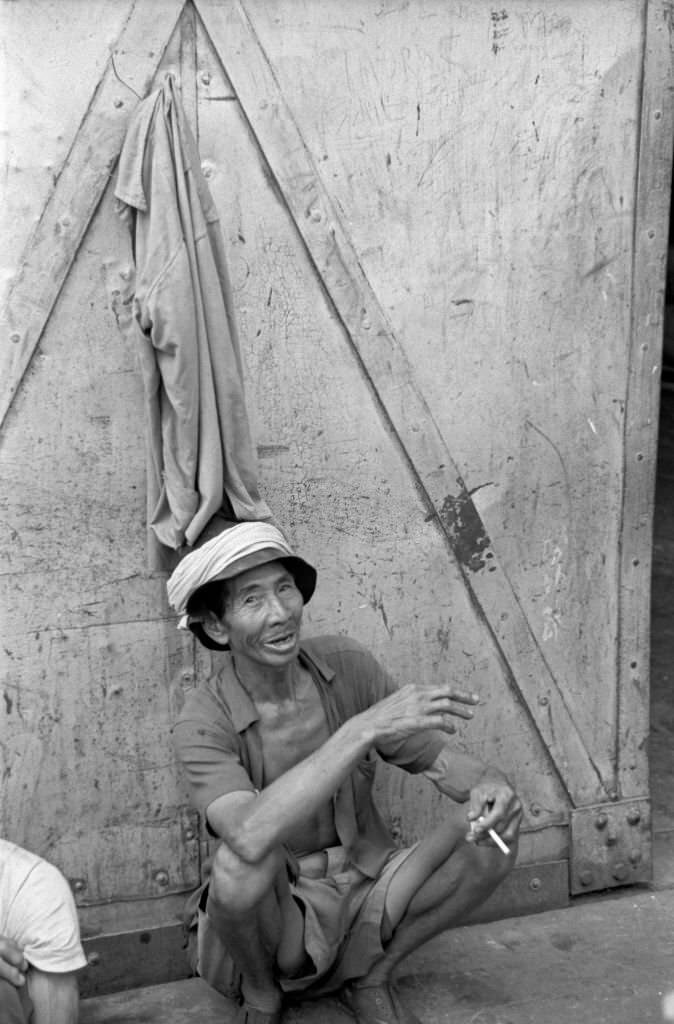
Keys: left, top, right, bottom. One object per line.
{"left": 570, "top": 798, "right": 651, "bottom": 894}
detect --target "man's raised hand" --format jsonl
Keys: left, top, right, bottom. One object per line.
{"left": 362, "top": 682, "right": 481, "bottom": 744}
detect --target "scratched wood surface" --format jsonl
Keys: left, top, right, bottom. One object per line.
{"left": 0, "top": 0, "right": 669, "bottom": 930}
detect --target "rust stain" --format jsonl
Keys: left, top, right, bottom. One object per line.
{"left": 490, "top": 9, "right": 509, "bottom": 56}
{"left": 438, "top": 482, "right": 492, "bottom": 572}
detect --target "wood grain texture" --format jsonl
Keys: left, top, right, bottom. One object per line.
{"left": 0, "top": 0, "right": 185, "bottom": 428}
{"left": 194, "top": 0, "right": 644, "bottom": 806}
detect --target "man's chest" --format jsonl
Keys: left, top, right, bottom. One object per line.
{"left": 255, "top": 684, "right": 333, "bottom": 785}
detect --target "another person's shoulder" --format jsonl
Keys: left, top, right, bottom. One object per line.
{"left": 0, "top": 840, "right": 87, "bottom": 973}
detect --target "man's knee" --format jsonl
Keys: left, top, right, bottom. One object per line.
{"left": 208, "top": 840, "right": 283, "bottom": 915}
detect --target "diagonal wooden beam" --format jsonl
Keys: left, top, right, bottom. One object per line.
{"left": 0, "top": 0, "right": 187, "bottom": 430}
{"left": 196, "top": 0, "right": 610, "bottom": 806}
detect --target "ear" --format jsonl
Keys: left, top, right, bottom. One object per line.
{"left": 200, "top": 610, "right": 230, "bottom": 647}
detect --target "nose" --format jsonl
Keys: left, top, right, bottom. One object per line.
{"left": 265, "top": 592, "right": 291, "bottom": 621}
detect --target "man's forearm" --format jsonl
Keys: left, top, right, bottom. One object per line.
{"left": 423, "top": 745, "right": 509, "bottom": 802}
{"left": 207, "top": 714, "right": 375, "bottom": 862}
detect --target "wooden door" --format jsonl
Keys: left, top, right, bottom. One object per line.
{"left": 1, "top": 0, "right": 671, "bottom": 969}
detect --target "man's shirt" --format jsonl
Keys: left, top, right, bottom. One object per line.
{"left": 173, "top": 634, "right": 448, "bottom": 878}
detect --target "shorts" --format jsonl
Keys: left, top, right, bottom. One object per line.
{"left": 196, "top": 843, "right": 417, "bottom": 999}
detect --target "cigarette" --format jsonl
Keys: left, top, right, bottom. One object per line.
{"left": 472, "top": 816, "right": 510, "bottom": 855}
{"left": 487, "top": 828, "right": 510, "bottom": 855}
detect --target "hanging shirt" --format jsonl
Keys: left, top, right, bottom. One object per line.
{"left": 114, "top": 74, "right": 271, "bottom": 562}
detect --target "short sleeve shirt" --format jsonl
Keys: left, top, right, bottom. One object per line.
{"left": 173, "top": 635, "right": 447, "bottom": 877}
{"left": 0, "top": 840, "right": 87, "bottom": 973}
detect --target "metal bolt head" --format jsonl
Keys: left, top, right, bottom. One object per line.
{"left": 87, "top": 951, "right": 101, "bottom": 967}
{"left": 184, "top": 828, "right": 195, "bottom": 841}
{"left": 628, "top": 850, "right": 642, "bottom": 866}
{"left": 579, "top": 869, "right": 594, "bottom": 887}
{"left": 72, "top": 878, "right": 87, "bottom": 893}
{"left": 201, "top": 71, "right": 211, "bottom": 85}
{"left": 154, "top": 870, "right": 169, "bottom": 886}
{"left": 595, "top": 812, "right": 608, "bottom": 829}
{"left": 626, "top": 809, "right": 641, "bottom": 826}
{"left": 612, "top": 862, "right": 628, "bottom": 882}
{"left": 10, "top": 332, "right": 21, "bottom": 344}
{"left": 538, "top": 695, "right": 549, "bottom": 707}
{"left": 529, "top": 877, "right": 542, "bottom": 892}
{"left": 529, "top": 803, "right": 541, "bottom": 817}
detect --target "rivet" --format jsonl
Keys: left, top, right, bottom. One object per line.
{"left": 259, "top": 99, "right": 268, "bottom": 110}
{"left": 612, "top": 862, "right": 628, "bottom": 881}
{"left": 113, "top": 98, "right": 124, "bottom": 109}
{"left": 626, "top": 809, "right": 641, "bottom": 826}
{"left": 184, "top": 828, "right": 195, "bottom": 841}
{"left": 10, "top": 332, "right": 21, "bottom": 344}
{"left": 362, "top": 318, "right": 371, "bottom": 330}
{"left": 154, "top": 870, "right": 169, "bottom": 886}
{"left": 629, "top": 850, "right": 642, "bottom": 866}
{"left": 87, "top": 951, "right": 101, "bottom": 967}
{"left": 606, "top": 833, "right": 617, "bottom": 847}
{"left": 538, "top": 695, "right": 549, "bottom": 707}
{"left": 648, "top": 229, "right": 656, "bottom": 239}
{"left": 530, "top": 803, "right": 541, "bottom": 817}
{"left": 72, "top": 878, "right": 87, "bottom": 893}
{"left": 201, "top": 71, "right": 211, "bottom": 85}
{"left": 608, "top": 790, "right": 619, "bottom": 801}
{"left": 654, "top": 110, "right": 662, "bottom": 120}
{"left": 595, "top": 812, "right": 608, "bottom": 829}
{"left": 119, "top": 267, "right": 132, "bottom": 281}
{"left": 579, "top": 869, "right": 594, "bottom": 887}
{"left": 529, "top": 877, "right": 542, "bottom": 891}
{"left": 310, "top": 208, "right": 322, "bottom": 223}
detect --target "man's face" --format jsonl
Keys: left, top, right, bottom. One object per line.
{"left": 219, "top": 560, "right": 304, "bottom": 669}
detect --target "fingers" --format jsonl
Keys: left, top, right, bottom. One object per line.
{"left": 0, "top": 936, "right": 28, "bottom": 986}
{"left": 427, "top": 688, "right": 480, "bottom": 721}
{"left": 467, "top": 785, "right": 522, "bottom": 845}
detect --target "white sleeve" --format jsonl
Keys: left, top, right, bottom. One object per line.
{"left": 8, "top": 859, "right": 87, "bottom": 973}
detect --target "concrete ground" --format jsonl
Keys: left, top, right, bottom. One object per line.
{"left": 81, "top": 882, "right": 674, "bottom": 1024}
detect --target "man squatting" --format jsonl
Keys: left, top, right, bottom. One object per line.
{"left": 168, "top": 522, "right": 522, "bottom": 1024}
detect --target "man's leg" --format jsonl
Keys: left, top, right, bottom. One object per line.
{"left": 348, "top": 802, "right": 518, "bottom": 1023}
{"left": 25, "top": 969, "right": 79, "bottom": 1024}
{"left": 206, "top": 840, "right": 307, "bottom": 1020}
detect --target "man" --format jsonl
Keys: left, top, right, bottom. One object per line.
{"left": 0, "top": 839, "right": 87, "bottom": 1024}
{"left": 169, "top": 521, "right": 521, "bottom": 1024}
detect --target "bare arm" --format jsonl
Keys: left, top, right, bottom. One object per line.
{"left": 27, "top": 969, "right": 80, "bottom": 1024}
{"left": 207, "top": 682, "right": 479, "bottom": 862}
{"left": 424, "top": 745, "right": 522, "bottom": 844}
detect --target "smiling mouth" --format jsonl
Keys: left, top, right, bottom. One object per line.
{"left": 264, "top": 631, "right": 297, "bottom": 650}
